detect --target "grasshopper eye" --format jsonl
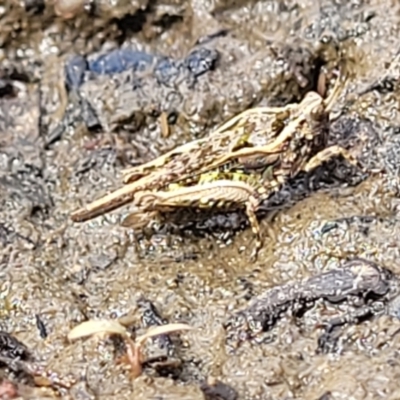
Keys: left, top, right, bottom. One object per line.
{"left": 310, "top": 104, "right": 325, "bottom": 121}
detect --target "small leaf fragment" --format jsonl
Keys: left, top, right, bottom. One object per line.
{"left": 135, "top": 323, "right": 194, "bottom": 346}
{"left": 68, "top": 319, "right": 129, "bottom": 341}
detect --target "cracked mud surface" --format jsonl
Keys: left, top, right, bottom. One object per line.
{"left": 2, "top": 0, "right": 400, "bottom": 399}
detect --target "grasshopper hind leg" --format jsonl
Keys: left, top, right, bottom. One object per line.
{"left": 245, "top": 196, "right": 263, "bottom": 262}
{"left": 121, "top": 210, "right": 160, "bottom": 230}
{"left": 133, "top": 180, "right": 264, "bottom": 260}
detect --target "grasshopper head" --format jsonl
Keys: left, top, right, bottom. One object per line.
{"left": 299, "top": 90, "right": 325, "bottom": 121}
{"left": 299, "top": 75, "right": 345, "bottom": 121}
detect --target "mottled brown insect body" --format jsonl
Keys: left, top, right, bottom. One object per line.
{"left": 71, "top": 75, "right": 358, "bottom": 259}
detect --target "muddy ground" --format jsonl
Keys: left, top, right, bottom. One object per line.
{"left": 2, "top": 0, "right": 400, "bottom": 399}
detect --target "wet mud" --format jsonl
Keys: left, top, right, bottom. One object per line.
{"left": 2, "top": 0, "right": 400, "bottom": 398}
